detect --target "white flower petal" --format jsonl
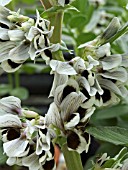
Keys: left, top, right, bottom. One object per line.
{"left": 50, "top": 60, "right": 77, "bottom": 75}
{"left": 73, "top": 57, "right": 86, "bottom": 73}
{"left": 80, "top": 107, "right": 95, "bottom": 123}
{"left": 54, "top": 84, "right": 65, "bottom": 106}
{"left": 102, "top": 91, "right": 120, "bottom": 106}
{"left": 58, "top": 0, "right": 65, "bottom": 6}
{"left": 0, "top": 96, "right": 21, "bottom": 115}
{"left": 87, "top": 55, "right": 99, "bottom": 70}
{"left": 77, "top": 77, "right": 90, "bottom": 94}
{"left": 81, "top": 96, "right": 95, "bottom": 109}
{"left": 6, "top": 157, "right": 16, "bottom": 166}
{"left": 0, "top": 114, "right": 21, "bottom": 127}
{"left": 6, "top": 157, "right": 22, "bottom": 166}
{"left": 95, "top": 43, "right": 111, "bottom": 58}
{"left": 121, "top": 54, "right": 128, "bottom": 67}
{"left": 0, "top": 0, "right": 12, "bottom": 6}
{"left": 101, "top": 54, "right": 122, "bottom": 70}
{"left": 0, "top": 41, "right": 16, "bottom": 62}
{"left": 22, "top": 152, "right": 40, "bottom": 170}
{"left": 64, "top": 113, "right": 80, "bottom": 130}
{"left": 28, "top": 43, "right": 36, "bottom": 60}
{"left": 0, "top": 6, "right": 13, "bottom": 28}
{"left": 1, "top": 59, "right": 22, "bottom": 72}
{"left": 118, "top": 86, "right": 128, "bottom": 98}
{"left": 94, "top": 78, "right": 103, "bottom": 95}
{"left": 60, "top": 92, "right": 86, "bottom": 121}
{"left": 67, "top": 130, "right": 91, "bottom": 153}
{"left": 26, "top": 26, "right": 39, "bottom": 41}
{"left": 8, "top": 29, "right": 25, "bottom": 41}
{"left": 3, "top": 138, "right": 28, "bottom": 157}
{"left": 45, "top": 102, "right": 62, "bottom": 130}
{"left": 89, "top": 87, "right": 97, "bottom": 96}
{"left": 99, "top": 67, "right": 128, "bottom": 82}
{"left": 0, "top": 27, "right": 9, "bottom": 40}
{"left": 9, "top": 40, "right": 30, "bottom": 62}
{"left": 49, "top": 72, "right": 68, "bottom": 97}
{"left": 36, "top": 136, "right": 43, "bottom": 155}
{"left": 98, "top": 78, "right": 122, "bottom": 96}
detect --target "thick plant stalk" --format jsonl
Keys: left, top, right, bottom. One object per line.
{"left": 62, "top": 144, "right": 83, "bottom": 170}
{"left": 40, "top": 1, "right": 83, "bottom": 169}
{"left": 40, "top": 0, "right": 52, "bottom": 9}
{"left": 50, "top": 11, "right": 65, "bottom": 61}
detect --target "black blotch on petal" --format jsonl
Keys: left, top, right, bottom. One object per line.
{"left": 62, "top": 85, "right": 76, "bottom": 101}
{"left": 95, "top": 92, "right": 101, "bottom": 100}
{"left": 65, "top": 0, "right": 70, "bottom": 4}
{"left": 77, "top": 120, "right": 89, "bottom": 129}
{"left": 28, "top": 144, "right": 35, "bottom": 155}
{"left": 77, "top": 107, "right": 87, "bottom": 120}
{"left": 66, "top": 114, "right": 76, "bottom": 123}
{"left": 101, "top": 88, "right": 111, "bottom": 103}
{"left": 43, "top": 159, "right": 55, "bottom": 170}
{"left": 0, "top": 23, "right": 9, "bottom": 29}
{"left": 50, "top": 142, "right": 55, "bottom": 156}
{"left": 67, "top": 131, "right": 80, "bottom": 150}
{"left": 81, "top": 70, "right": 89, "bottom": 79}
{"left": 40, "top": 128, "right": 47, "bottom": 135}
{"left": 7, "top": 128, "right": 20, "bottom": 141}
{"left": 39, "top": 150, "right": 45, "bottom": 159}
{"left": 82, "top": 132, "right": 89, "bottom": 143}
{"left": 7, "top": 59, "right": 21, "bottom": 69}
{"left": 44, "top": 35, "right": 49, "bottom": 47}
{"left": 81, "top": 88, "right": 90, "bottom": 100}
{"left": 44, "top": 49, "right": 52, "bottom": 59}
{"left": 1, "top": 129, "right": 8, "bottom": 135}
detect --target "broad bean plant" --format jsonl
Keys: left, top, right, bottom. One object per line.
{"left": 0, "top": 0, "right": 128, "bottom": 170}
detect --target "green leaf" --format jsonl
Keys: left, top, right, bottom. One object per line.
{"left": 68, "top": 15, "right": 86, "bottom": 30}
{"left": 77, "top": 32, "right": 96, "bottom": 45}
{"left": 10, "top": 87, "right": 29, "bottom": 100}
{"left": 87, "top": 126, "right": 128, "bottom": 146}
{"left": 0, "top": 84, "right": 12, "bottom": 96}
{"left": 92, "top": 104, "right": 128, "bottom": 120}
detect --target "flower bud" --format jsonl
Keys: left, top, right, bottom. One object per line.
{"left": 7, "top": 14, "right": 29, "bottom": 23}
{"left": 21, "top": 109, "right": 39, "bottom": 118}
{"left": 99, "top": 17, "right": 121, "bottom": 44}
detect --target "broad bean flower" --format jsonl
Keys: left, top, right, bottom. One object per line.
{"left": 0, "top": 3, "right": 59, "bottom": 72}
{"left": 0, "top": 96, "right": 55, "bottom": 170}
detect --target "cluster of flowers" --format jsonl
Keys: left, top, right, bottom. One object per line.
{"left": 0, "top": 1, "right": 128, "bottom": 169}
{"left": 0, "top": 96, "right": 56, "bottom": 170}
{"left": 0, "top": 2, "right": 61, "bottom": 72}
{"left": 44, "top": 18, "right": 128, "bottom": 154}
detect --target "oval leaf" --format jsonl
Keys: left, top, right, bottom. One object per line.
{"left": 87, "top": 126, "right": 128, "bottom": 146}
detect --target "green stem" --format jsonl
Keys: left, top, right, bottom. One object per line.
{"left": 62, "top": 144, "right": 83, "bottom": 170}
{"left": 14, "top": 71, "right": 20, "bottom": 88}
{"left": 51, "top": 12, "right": 64, "bottom": 43}
{"left": 50, "top": 11, "right": 65, "bottom": 61}
{"left": 8, "top": 74, "right": 13, "bottom": 89}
